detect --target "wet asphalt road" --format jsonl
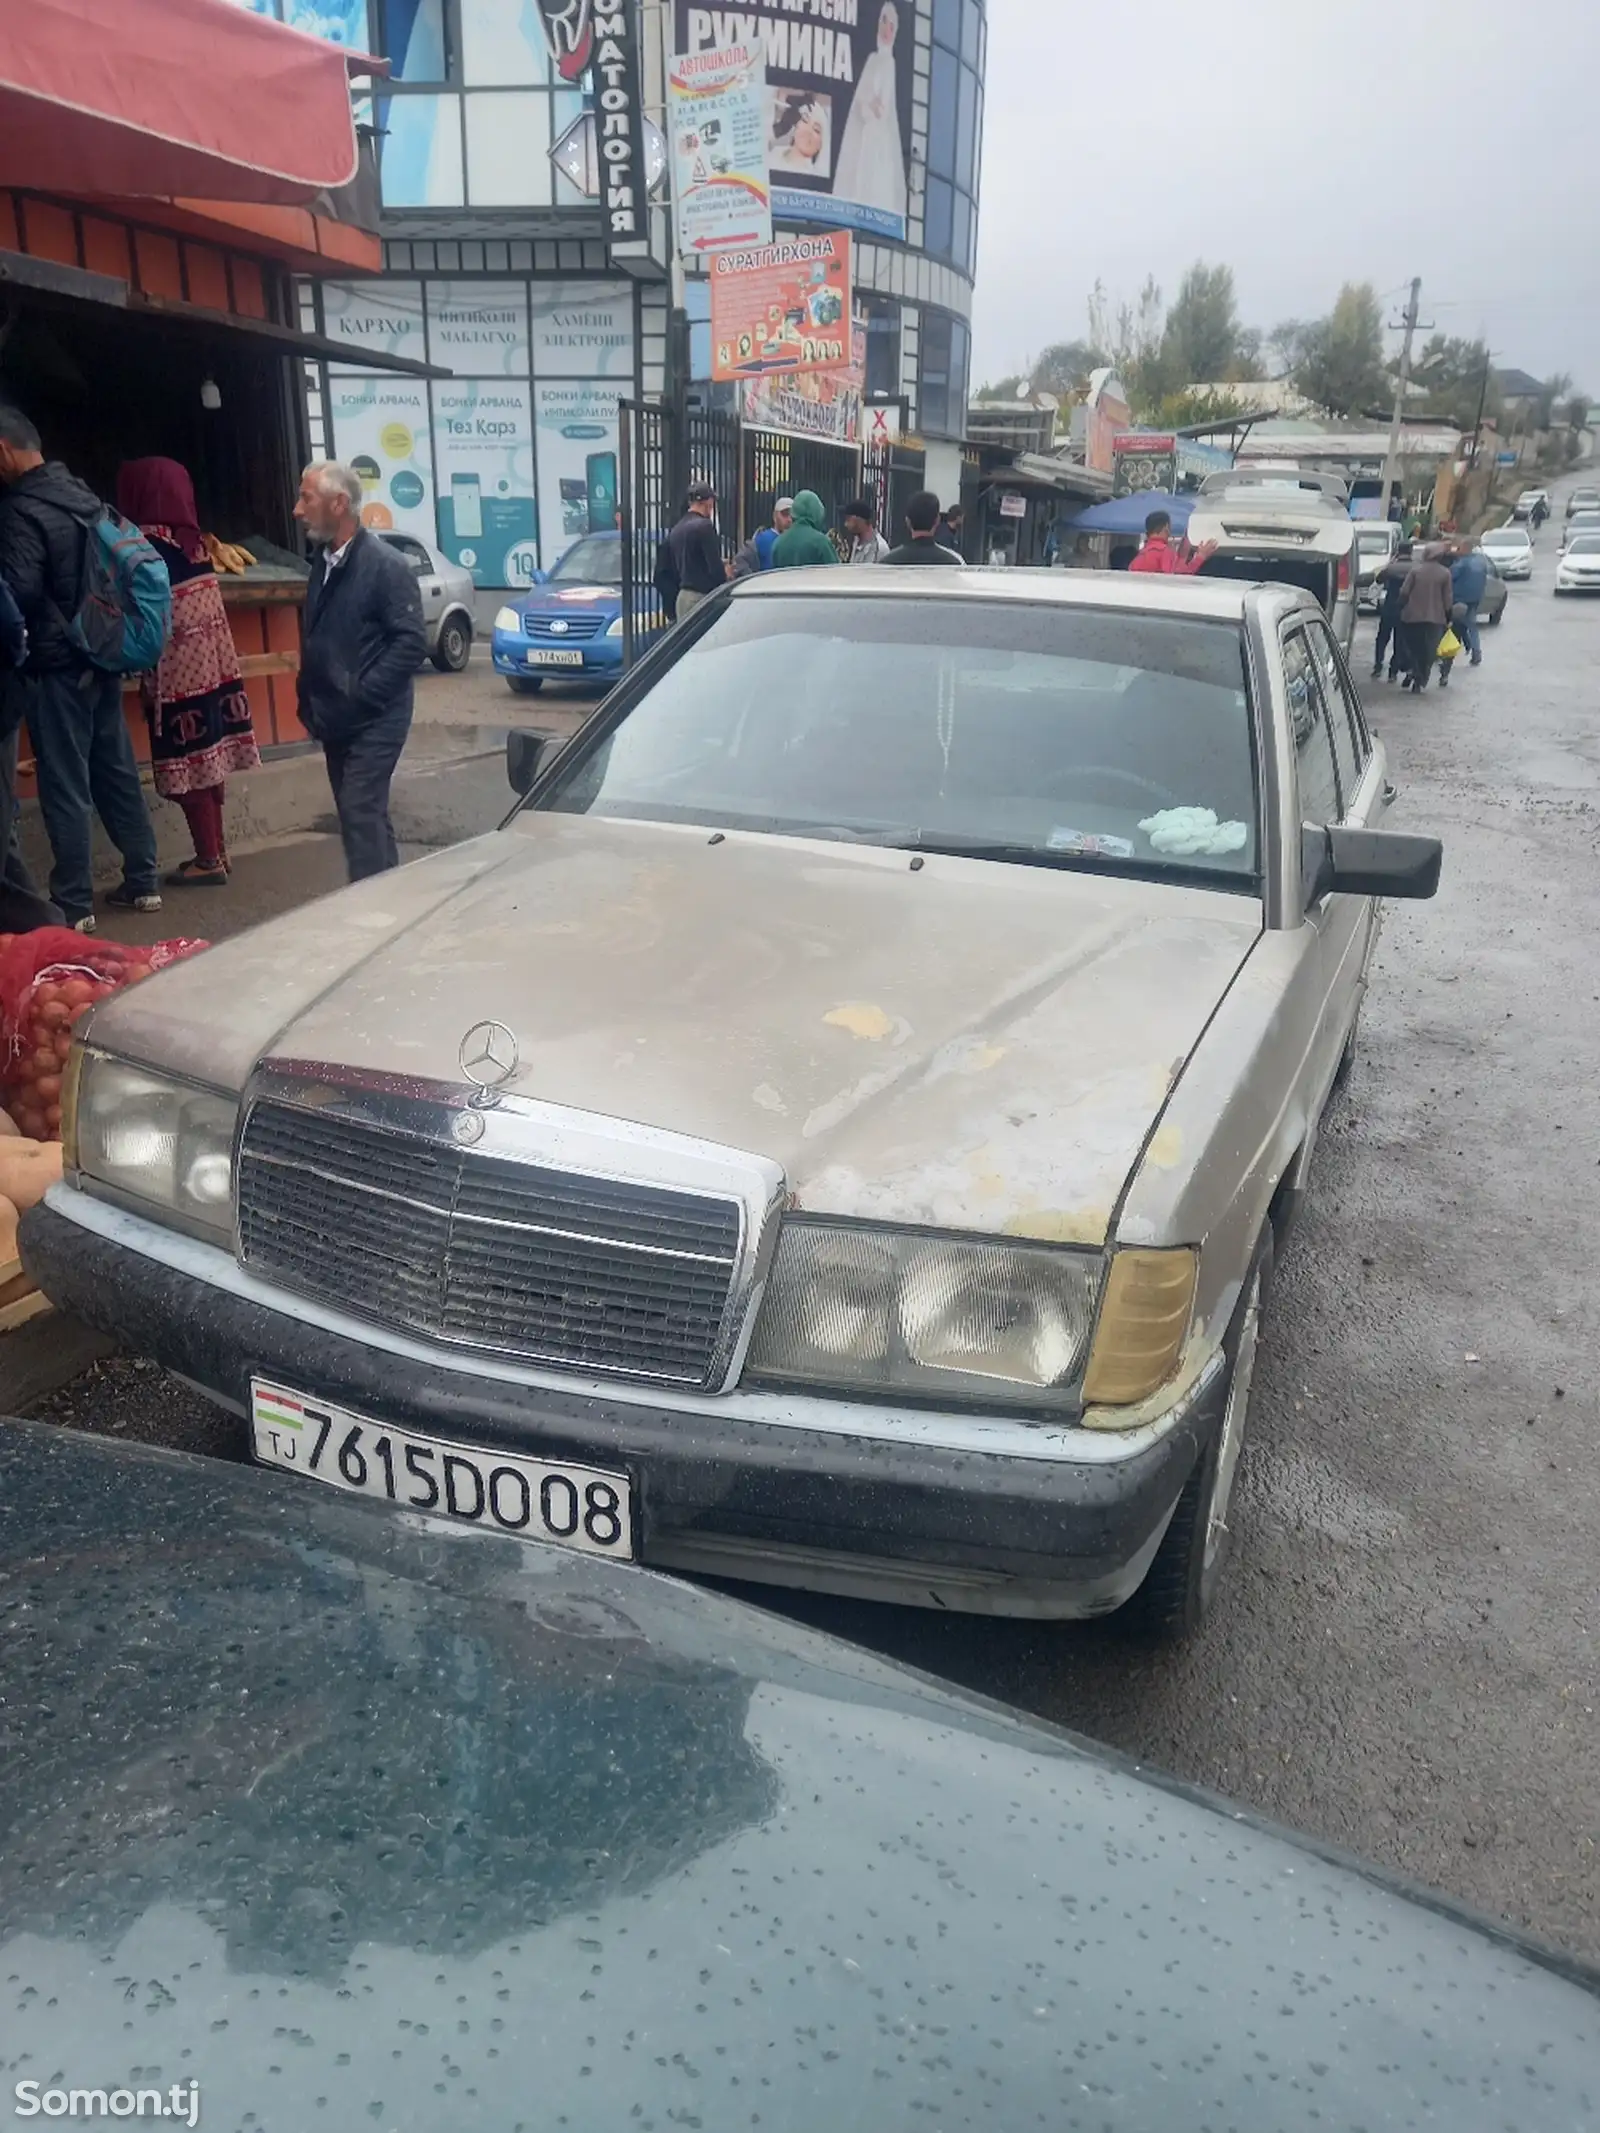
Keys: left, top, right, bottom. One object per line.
{"left": 34, "top": 481, "right": 1600, "bottom": 1965}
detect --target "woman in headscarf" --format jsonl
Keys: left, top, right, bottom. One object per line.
{"left": 832, "top": 3, "right": 908, "bottom": 226}
{"left": 116, "top": 457, "right": 259, "bottom": 886}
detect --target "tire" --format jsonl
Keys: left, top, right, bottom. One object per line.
{"left": 1488, "top": 608, "right": 1503, "bottom": 625}
{"left": 1125, "top": 1232, "right": 1272, "bottom": 1642}
{"left": 432, "top": 615, "right": 472, "bottom": 672}
{"left": 1332, "top": 1014, "right": 1358, "bottom": 1092}
{"left": 507, "top": 675, "right": 544, "bottom": 695}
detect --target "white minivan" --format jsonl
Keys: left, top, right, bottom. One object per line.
{"left": 1186, "top": 469, "right": 1360, "bottom": 650}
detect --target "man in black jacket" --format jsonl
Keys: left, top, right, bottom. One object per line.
{"left": 294, "top": 461, "right": 426, "bottom": 881}
{"left": 881, "top": 491, "right": 966, "bottom": 566}
{"left": 0, "top": 556, "right": 61, "bottom": 933}
{"left": 0, "top": 405, "right": 161, "bottom": 929}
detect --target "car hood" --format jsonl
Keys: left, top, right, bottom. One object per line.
{"left": 95, "top": 816, "right": 1260, "bottom": 1243}
{"left": 514, "top": 581, "right": 620, "bottom": 611}
{"left": 1, "top": 1421, "right": 1596, "bottom": 2133}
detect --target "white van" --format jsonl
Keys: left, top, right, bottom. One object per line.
{"left": 1186, "top": 470, "right": 1360, "bottom": 650}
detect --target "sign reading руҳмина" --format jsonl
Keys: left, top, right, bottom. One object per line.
{"left": 709, "top": 230, "right": 851, "bottom": 382}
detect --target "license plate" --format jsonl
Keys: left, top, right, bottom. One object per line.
{"left": 527, "top": 648, "right": 585, "bottom": 667}
{"left": 250, "top": 1380, "right": 634, "bottom": 1559}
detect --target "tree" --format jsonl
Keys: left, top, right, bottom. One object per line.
{"left": 1159, "top": 262, "right": 1249, "bottom": 388}
{"left": 1030, "top": 340, "right": 1106, "bottom": 396}
{"left": 1289, "top": 283, "right": 1389, "bottom": 417}
{"left": 1148, "top": 387, "right": 1250, "bottom": 430}
{"left": 1566, "top": 393, "right": 1591, "bottom": 430}
{"left": 1536, "top": 372, "right": 1573, "bottom": 429}
{"left": 1411, "top": 335, "right": 1501, "bottom": 429}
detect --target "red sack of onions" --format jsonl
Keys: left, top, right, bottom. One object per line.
{"left": 0, "top": 928, "right": 208, "bottom": 1141}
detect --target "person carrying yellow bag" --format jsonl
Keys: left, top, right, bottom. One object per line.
{"left": 1436, "top": 619, "right": 1463, "bottom": 688}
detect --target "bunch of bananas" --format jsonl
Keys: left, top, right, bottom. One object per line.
{"left": 203, "top": 534, "right": 257, "bottom": 576}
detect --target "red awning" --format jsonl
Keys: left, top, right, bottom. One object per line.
{"left": 0, "top": 0, "right": 366, "bottom": 207}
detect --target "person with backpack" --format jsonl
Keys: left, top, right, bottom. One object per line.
{"left": 0, "top": 560, "right": 62, "bottom": 934}
{"left": 0, "top": 406, "right": 165, "bottom": 931}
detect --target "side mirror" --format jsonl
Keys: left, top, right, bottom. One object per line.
{"left": 507, "top": 729, "right": 563, "bottom": 794}
{"left": 1302, "top": 823, "right": 1442, "bottom": 907}
{"left": 531, "top": 568, "right": 550, "bottom": 587}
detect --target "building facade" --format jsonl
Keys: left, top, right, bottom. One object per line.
{"left": 242, "top": 0, "right": 985, "bottom": 586}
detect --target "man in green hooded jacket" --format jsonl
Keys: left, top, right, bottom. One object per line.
{"left": 770, "top": 490, "right": 838, "bottom": 569}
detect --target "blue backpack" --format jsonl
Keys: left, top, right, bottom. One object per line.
{"left": 69, "top": 509, "right": 172, "bottom": 673}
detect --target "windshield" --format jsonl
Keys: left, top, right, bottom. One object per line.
{"left": 549, "top": 536, "right": 623, "bottom": 586}
{"left": 1355, "top": 529, "right": 1394, "bottom": 552}
{"left": 537, "top": 595, "right": 1259, "bottom": 885}
{"left": 1565, "top": 536, "right": 1600, "bottom": 555}
{"left": 1483, "top": 528, "right": 1529, "bottom": 547}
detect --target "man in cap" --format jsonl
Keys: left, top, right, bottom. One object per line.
{"left": 659, "top": 482, "right": 727, "bottom": 622}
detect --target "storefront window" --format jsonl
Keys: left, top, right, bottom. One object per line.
{"left": 863, "top": 298, "right": 901, "bottom": 401}
{"left": 378, "top": 94, "right": 465, "bottom": 206}
{"left": 378, "top": 0, "right": 449, "bottom": 82}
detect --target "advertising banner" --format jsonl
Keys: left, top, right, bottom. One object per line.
{"left": 323, "top": 281, "right": 427, "bottom": 370}
{"left": 535, "top": 382, "right": 624, "bottom": 567}
{"left": 709, "top": 231, "right": 851, "bottom": 382}
{"left": 668, "top": 41, "right": 772, "bottom": 254}
{"left": 674, "top": 0, "right": 913, "bottom": 242}
{"left": 427, "top": 281, "right": 531, "bottom": 377}
{"left": 740, "top": 309, "right": 864, "bottom": 445}
{"left": 592, "top": 0, "right": 648, "bottom": 249}
{"left": 327, "top": 375, "right": 435, "bottom": 540}
{"left": 432, "top": 381, "right": 538, "bottom": 588}
{"left": 529, "top": 281, "right": 635, "bottom": 377}
{"left": 1111, "top": 432, "right": 1177, "bottom": 497}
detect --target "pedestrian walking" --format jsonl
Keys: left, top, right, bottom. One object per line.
{"left": 1372, "top": 542, "right": 1412, "bottom": 681}
{"left": 770, "top": 490, "right": 838, "bottom": 569}
{"left": 842, "top": 498, "right": 891, "bottom": 565}
{"left": 1397, "top": 542, "right": 1455, "bottom": 693}
{"left": 116, "top": 458, "right": 260, "bottom": 888}
{"left": 657, "top": 483, "right": 727, "bottom": 620}
{"left": 881, "top": 491, "right": 966, "bottom": 565}
{"left": 1434, "top": 620, "right": 1464, "bottom": 689}
{"left": 1127, "top": 508, "right": 1218, "bottom": 576}
{"left": 0, "top": 405, "right": 163, "bottom": 931}
{"left": 937, "top": 502, "right": 967, "bottom": 557}
{"left": 0, "top": 559, "right": 60, "bottom": 933}
{"left": 1448, "top": 540, "right": 1489, "bottom": 667}
{"left": 294, "top": 460, "right": 425, "bottom": 883}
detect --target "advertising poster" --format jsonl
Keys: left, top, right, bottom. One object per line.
{"left": 427, "top": 281, "right": 530, "bottom": 377}
{"left": 674, "top": 0, "right": 913, "bottom": 242}
{"left": 230, "top": 0, "right": 368, "bottom": 45}
{"left": 1111, "top": 433, "right": 1178, "bottom": 498}
{"left": 323, "top": 281, "right": 427, "bottom": 369}
{"left": 740, "top": 311, "right": 864, "bottom": 445}
{"left": 667, "top": 41, "right": 772, "bottom": 254}
{"left": 710, "top": 231, "right": 851, "bottom": 382}
{"left": 432, "top": 382, "right": 538, "bottom": 587}
{"left": 327, "top": 375, "right": 435, "bottom": 540}
{"left": 529, "top": 281, "right": 635, "bottom": 378}
{"left": 535, "top": 383, "right": 623, "bottom": 568}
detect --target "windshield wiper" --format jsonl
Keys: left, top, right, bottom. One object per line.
{"left": 874, "top": 834, "right": 1246, "bottom": 889}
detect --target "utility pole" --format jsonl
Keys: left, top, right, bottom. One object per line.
{"left": 1466, "top": 344, "right": 1496, "bottom": 474}
{"left": 1379, "top": 278, "right": 1428, "bottom": 520}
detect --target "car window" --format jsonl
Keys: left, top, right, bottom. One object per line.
{"left": 539, "top": 596, "right": 1261, "bottom": 885}
{"left": 1305, "top": 619, "right": 1368, "bottom": 805}
{"left": 381, "top": 534, "right": 431, "bottom": 571}
{"left": 1283, "top": 627, "right": 1341, "bottom": 826}
{"left": 551, "top": 536, "right": 623, "bottom": 585}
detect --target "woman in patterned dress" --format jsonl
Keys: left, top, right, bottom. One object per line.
{"left": 115, "top": 458, "right": 260, "bottom": 886}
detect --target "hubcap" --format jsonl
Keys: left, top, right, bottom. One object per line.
{"left": 1204, "top": 1270, "right": 1261, "bottom": 1569}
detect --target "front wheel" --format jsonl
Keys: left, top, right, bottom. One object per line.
{"left": 506, "top": 675, "right": 544, "bottom": 695}
{"left": 1488, "top": 608, "right": 1503, "bottom": 625}
{"left": 432, "top": 615, "right": 472, "bottom": 672}
{"left": 1125, "top": 1234, "right": 1272, "bottom": 1642}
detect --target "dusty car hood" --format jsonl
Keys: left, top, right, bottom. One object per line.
{"left": 98, "top": 817, "right": 1260, "bottom": 1243}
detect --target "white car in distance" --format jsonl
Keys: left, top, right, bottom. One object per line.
{"left": 1553, "top": 533, "right": 1600, "bottom": 594}
{"left": 1479, "top": 523, "right": 1534, "bottom": 580}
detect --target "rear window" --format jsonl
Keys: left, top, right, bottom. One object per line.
{"left": 539, "top": 596, "right": 1261, "bottom": 886}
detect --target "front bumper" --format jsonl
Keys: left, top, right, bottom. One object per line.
{"left": 22, "top": 1192, "right": 1221, "bottom": 1619}
{"left": 491, "top": 629, "right": 623, "bottom": 679}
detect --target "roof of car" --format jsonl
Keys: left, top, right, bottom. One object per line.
{"left": 729, "top": 564, "right": 1299, "bottom": 622}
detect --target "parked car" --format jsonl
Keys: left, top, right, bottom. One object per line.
{"left": 26, "top": 572, "right": 1443, "bottom": 1639}
{"left": 1553, "top": 531, "right": 1600, "bottom": 592}
{"left": 377, "top": 531, "right": 475, "bottom": 672}
{"left": 1477, "top": 554, "right": 1509, "bottom": 625}
{"left": 1187, "top": 473, "right": 1359, "bottom": 648}
{"left": 1559, "top": 509, "right": 1600, "bottom": 549}
{"left": 492, "top": 530, "right": 664, "bottom": 695}
{"left": 1354, "top": 519, "right": 1401, "bottom": 611}
{"left": 3, "top": 1418, "right": 1595, "bottom": 2133}
{"left": 1480, "top": 522, "right": 1534, "bottom": 579}
{"left": 1564, "top": 485, "right": 1600, "bottom": 519}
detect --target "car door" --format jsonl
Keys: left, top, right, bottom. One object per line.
{"left": 1301, "top": 616, "right": 1385, "bottom": 1084}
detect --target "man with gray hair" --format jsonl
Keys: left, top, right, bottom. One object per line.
{"left": 294, "top": 460, "right": 426, "bottom": 880}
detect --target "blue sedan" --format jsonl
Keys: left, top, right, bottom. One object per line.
{"left": 491, "top": 530, "right": 664, "bottom": 693}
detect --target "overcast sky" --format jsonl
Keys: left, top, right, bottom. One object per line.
{"left": 971, "top": 0, "right": 1600, "bottom": 393}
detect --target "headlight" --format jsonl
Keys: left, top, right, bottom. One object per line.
{"left": 605, "top": 614, "right": 626, "bottom": 637}
{"left": 69, "top": 1051, "right": 238, "bottom": 1243}
{"left": 745, "top": 1220, "right": 1099, "bottom": 1410}
{"left": 494, "top": 605, "right": 522, "bottom": 633}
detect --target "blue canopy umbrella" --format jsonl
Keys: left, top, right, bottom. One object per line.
{"left": 1065, "top": 490, "right": 1196, "bottom": 538}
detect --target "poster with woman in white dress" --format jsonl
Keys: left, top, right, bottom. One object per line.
{"left": 832, "top": 4, "right": 908, "bottom": 234}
